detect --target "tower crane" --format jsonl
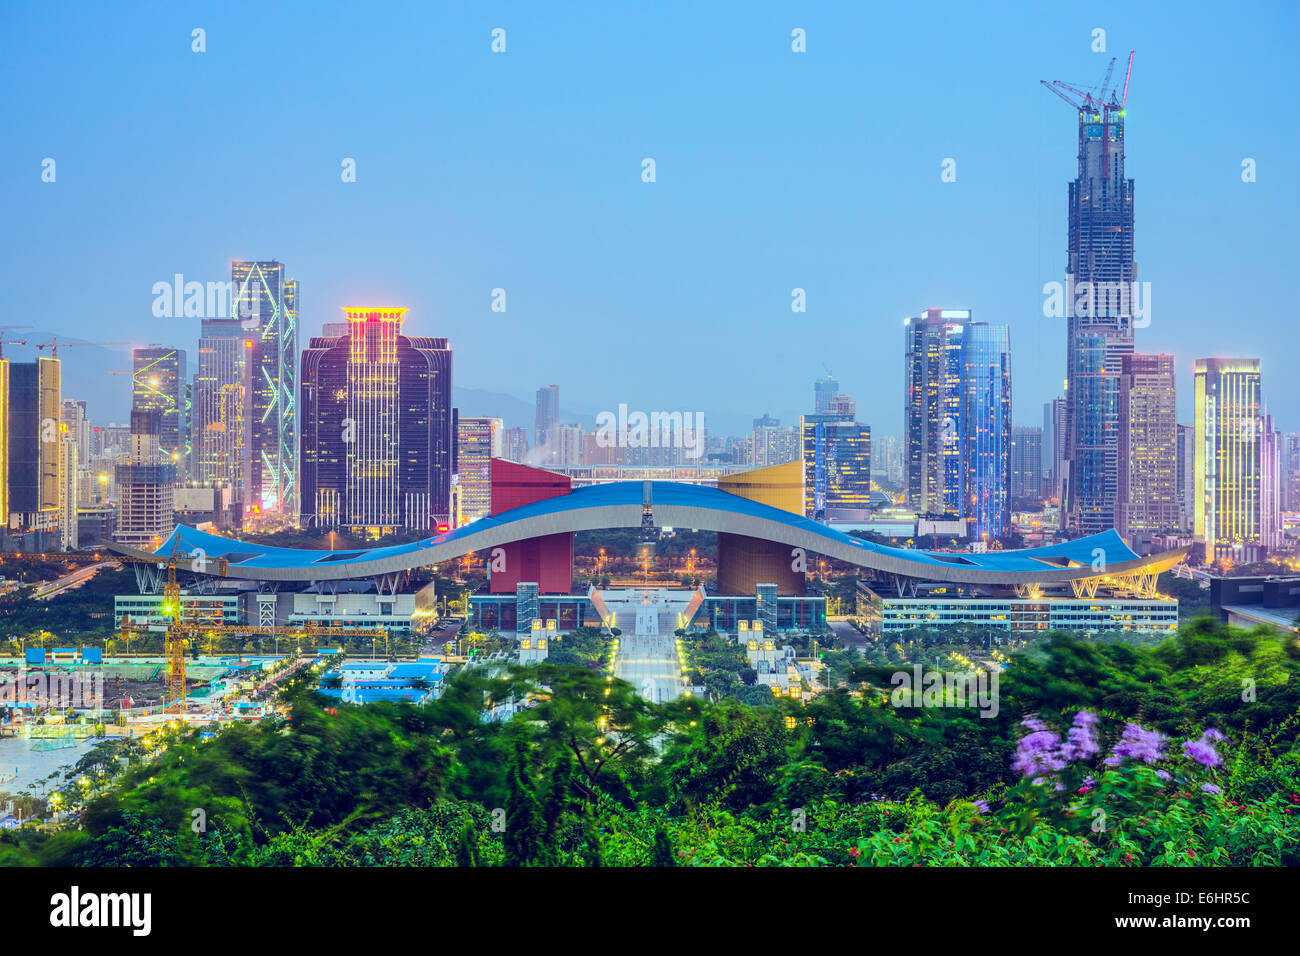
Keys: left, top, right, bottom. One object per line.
{"left": 34, "top": 336, "right": 130, "bottom": 358}
{"left": 1040, "top": 50, "right": 1135, "bottom": 181}
{"left": 0, "top": 329, "right": 30, "bottom": 359}
{"left": 127, "top": 540, "right": 388, "bottom": 710}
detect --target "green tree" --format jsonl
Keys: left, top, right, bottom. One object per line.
{"left": 504, "top": 742, "right": 545, "bottom": 867}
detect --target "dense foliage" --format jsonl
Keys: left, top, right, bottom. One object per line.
{"left": 2, "top": 617, "right": 1296, "bottom": 867}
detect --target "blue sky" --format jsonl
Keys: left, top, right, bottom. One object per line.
{"left": 1, "top": 0, "right": 1296, "bottom": 437}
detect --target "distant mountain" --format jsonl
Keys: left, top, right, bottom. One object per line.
{"left": 451, "top": 386, "right": 593, "bottom": 433}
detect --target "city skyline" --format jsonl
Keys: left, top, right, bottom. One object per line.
{"left": 2, "top": 2, "right": 1296, "bottom": 436}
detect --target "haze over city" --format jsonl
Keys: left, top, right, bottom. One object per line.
{"left": 2, "top": 0, "right": 1296, "bottom": 434}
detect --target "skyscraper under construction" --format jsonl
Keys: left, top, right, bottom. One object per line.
{"left": 1043, "top": 53, "right": 1137, "bottom": 535}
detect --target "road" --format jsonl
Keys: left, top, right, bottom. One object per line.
{"left": 828, "top": 618, "right": 869, "bottom": 651}
{"left": 615, "top": 634, "right": 683, "bottom": 704}
{"left": 32, "top": 561, "right": 118, "bottom": 601}
{"left": 601, "top": 589, "right": 693, "bottom": 703}
{"left": 419, "top": 618, "right": 463, "bottom": 655}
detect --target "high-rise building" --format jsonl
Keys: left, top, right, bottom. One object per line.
{"left": 752, "top": 420, "right": 798, "bottom": 469}
{"left": 299, "top": 307, "right": 453, "bottom": 535}
{"left": 192, "top": 318, "right": 250, "bottom": 517}
{"left": 455, "top": 416, "right": 502, "bottom": 524}
{"left": 1011, "top": 426, "right": 1044, "bottom": 502}
{"left": 1194, "top": 358, "right": 1262, "bottom": 560}
{"left": 1285, "top": 432, "right": 1300, "bottom": 513}
{"left": 875, "top": 434, "right": 905, "bottom": 487}
{"left": 61, "top": 399, "right": 91, "bottom": 465}
{"left": 1043, "top": 395, "right": 1068, "bottom": 502}
{"left": 113, "top": 408, "right": 176, "bottom": 549}
{"left": 800, "top": 416, "right": 871, "bottom": 519}
{"left": 232, "top": 260, "right": 298, "bottom": 520}
{"left": 502, "top": 426, "right": 529, "bottom": 463}
{"left": 814, "top": 377, "right": 839, "bottom": 415}
{"left": 555, "top": 424, "right": 585, "bottom": 467}
{"left": 827, "top": 394, "right": 856, "bottom": 421}
{"left": 1116, "top": 354, "right": 1179, "bottom": 539}
{"left": 906, "top": 309, "right": 1011, "bottom": 536}
{"left": 131, "top": 346, "right": 187, "bottom": 473}
{"left": 1176, "top": 423, "right": 1196, "bottom": 531}
{"left": 7, "top": 357, "right": 61, "bottom": 523}
{"left": 1057, "top": 90, "right": 1137, "bottom": 535}
{"left": 905, "top": 309, "right": 969, "bottom": 516}
{"left": 1260, "top": 413, "right": 1283, "bottom": 551}
{"left": 534, "top": 385, "right": 559, "bottom": 465}
{"left": 57, "top": 435, "right": 78, "bottom": 550}
{"left": 960, "top": 323, "right": 1012, "bottom": 540}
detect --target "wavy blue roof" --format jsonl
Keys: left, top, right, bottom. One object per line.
{"left": 143, "top": 480, "right": 1156, "bottom": 583}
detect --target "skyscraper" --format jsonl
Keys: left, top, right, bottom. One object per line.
{"left": 1194, "top": 358, "right": 1262, "bottom": 561}
{"left": 1285, "top": 432, "right": 1300, "bottom": 513}
{"left": 113, "top": 408, "right": 176, "bottom": 549}
{"left": 534, "top": 385, "right": 559, "bottom": 465}
{"left": 232, "top": 260, "right": 298, "bottom": 520}
{"left": 905, "top": 309, "right": 968, "bottom": 516}
{"left": 7, "top": 357, "right": 61, "bottom": 523}
{"left": 502, "top": 426, "right": 529, "bottom": 463}
{"left": 752, "top": 418, "right": 798, "bottom": 468}
{"left": 192, "top": 318, "right": 250, "bottom": 516}
{"left": 1011, "top": 426, "right": 1044, "bottom": 502}
{"left": 555, "top": 423, "right": 585, "bottom": 466}
{"left": 1059, "top": 90, "right": 1137, "bottom": 535}
{"left": 906, "top": 309, "right": 1011, "bottom": 536}
{"left": 1043, "top": 395, "right": 1068, "bottom": 503}
{"left": 960, "top": 323, "right": 1012, "bottom": 540}
{"left": 299, "top": 307, "right": 453, "bottom": 535}
{"left": 131, "top": 346, "right": 187, "bottom": 473}
{"left": 1260, "top": 413, "right": 1283, "bottom": 551}
{"left": 800, "top": 416, "right": 871, "bottom": 520}
{"left": 814, "top": 376, "right": 839, "bottom": 415}
{"left": 827, "top": 394, "right": 856, "bottom": 421}
{"left": 62, "top": 399, "right": 91, "bottom": 465}
{"left": 455, "top": 416, "right": 502, "bottom": 524}
{"left": 57, "top": 435, "right": 78, "bottom": 550}
{"left": 1116, "top": 353, "right": 1179, "bottom": 540}
{"left": 1176, "top": 423, "right": 1196, "bottom": 531}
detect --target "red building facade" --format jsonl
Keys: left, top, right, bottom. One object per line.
{"left": 487, "top": 459, "right": 574, "bottom": 594}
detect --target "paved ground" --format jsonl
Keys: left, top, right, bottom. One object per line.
{"left": 828, "top": 618, "right": 869, "bottom": 650}
{"left": 615, "top": 634, "right": 682, "bottom": 703}
{"left": 601, "top": 589, "right": 693, "bottom": 703}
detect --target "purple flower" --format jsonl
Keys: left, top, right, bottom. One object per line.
{"left": 1155, "top": 770, "right": 1172, "bottom": 781}
{"left": 973, "top": 800, "right": 990, "bottom": 814}
{"left": 1021, "top": 716, "right": 1048, "bottom": 733}
{"left": 1013, "top": 729, "right": 1066, "bottom": 781}
{"left": 1201, "top": 728, "right": 1226, "bottom": 742}
{"left": 1182, "top": 737, "right": 1223, "bottom": 769}
{"left": 1105, "top": 722, "right": 1167, "bottom": 767}
{"left": 1201, "top": 783, "right": 1221, "bottom": 795}
{"left": 1061, "top": 711, "right": 1100, "bottom": 762}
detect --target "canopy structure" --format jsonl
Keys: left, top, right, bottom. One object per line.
{"left": 113, "top": 481, "right": 1186, "bottom": 587}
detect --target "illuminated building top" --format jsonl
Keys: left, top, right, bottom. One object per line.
{"left": 343, "top": 306, "right": 409, "bottom": 324}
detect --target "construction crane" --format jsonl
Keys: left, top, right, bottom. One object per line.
{"left": 1040, "top": 50, "right": 1134, "bottom": 182}
{"left": 133, "top": 541, "right": 387, "bottom": 709}
{"left": 35, "top": 336, "right": 130, "bottom": 358}
{"left": 0, "top": 325, "right": 32, "bottom": 360}
{"left": 1040, "top": 50, "right": 1133, "bottom": 113}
